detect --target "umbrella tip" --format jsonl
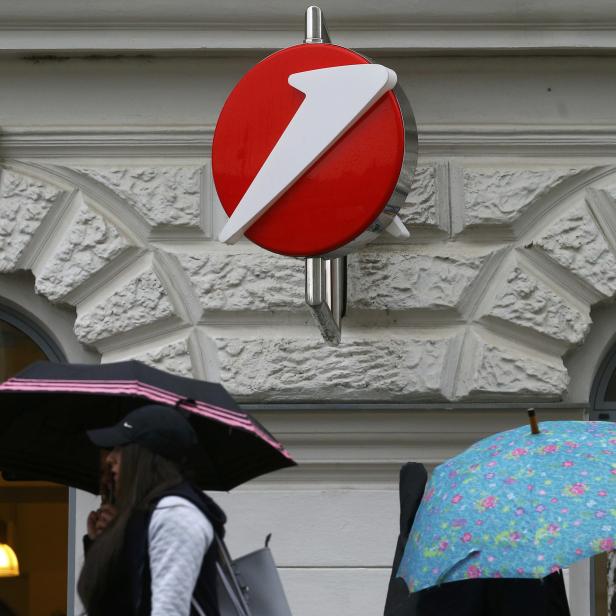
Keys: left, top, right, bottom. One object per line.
{"left": 527, "top": 408, "right": 540, "bottom": 435}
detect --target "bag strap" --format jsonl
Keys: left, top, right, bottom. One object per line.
{"left": 215, "top": 534, "right": 253, "bottom": 616}
{"left": 216, "top": 562, "right": 249, "bottom": 616}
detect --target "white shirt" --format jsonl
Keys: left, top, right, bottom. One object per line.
{"left": 148, "top": 496, "right": 214, "bottom": 616}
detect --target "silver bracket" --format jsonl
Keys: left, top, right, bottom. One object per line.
{"left": 306, "top": 257, "right": 347, "bottom": 346}
{"left": 303, "top": 6, "right": 346, "bottom": 345}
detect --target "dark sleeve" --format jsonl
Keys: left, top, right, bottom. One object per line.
{"left": 83, "top": 534, "right": 94, "bottom": 555}
{"left": 384, "top": 463, "right": 428, "bottom": 616}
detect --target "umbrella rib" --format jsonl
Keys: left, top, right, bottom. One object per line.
{"left": 0, "top": 378, "right": 246, "bottom": 417}
{"left": 0, "top": 378, "right": 293, "bottom": 460}
{"left": 0, "top": 379, "right": 251, "bottom": 424}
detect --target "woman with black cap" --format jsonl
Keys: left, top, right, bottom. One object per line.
{"left": 77, "top": 404, "right": 226, "bottom": 616}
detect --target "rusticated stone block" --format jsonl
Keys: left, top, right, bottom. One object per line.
{"left": 0, "top": 169, "right": 64, "bottom": 271}
{"left": 72, "top": 166, "right": 203, "bottom": 228}
{"left": 534, "top": 205, "right": 616, "bottom": 297}
{"left": 399, "top": 165, "right": 439, "bottom": 227}
{"left": 463, "top": 168, "right": 582, "bottom": 226}
{"left": 348, "top": 251, "right": 488, "bottom": 310}
{"left": 457, "top": 332, "right": 568, "bottom": 399}
{"left": 132, "top": 339, "right": 193, "bottom": 377}
{"left": 74, "top": 270, "right": 175, "bottom": 344}
{"left": 36, "top": 203, "right": 129, "bottom": 301}
{"left": 486, "top": 266, "right": 591, "bottom": 344}
{"left": 176, "top": 252, "right": 304, "bottom": 311}
{"left": 178, "top": 250, "right": 488, "bottom": 313}
{"left": 213, "top": 335, "right": 454, "bottom": 400}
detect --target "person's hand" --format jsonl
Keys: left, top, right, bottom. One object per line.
{"left": 87, "top": 504, "right": 118, "bottom": 539}
{"left": 86, "top": 510, "right": 98, "bottom": 540}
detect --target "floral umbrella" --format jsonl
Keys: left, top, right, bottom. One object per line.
{"left": 397, "top": 419, "right": 616, "bottom": 593}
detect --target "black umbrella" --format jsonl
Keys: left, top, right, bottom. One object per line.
{"left": 0, "top": 360, "right": 295, "bottom": 492}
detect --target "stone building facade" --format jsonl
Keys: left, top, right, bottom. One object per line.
{"left": 1, "top": 1, "right": 616, "bottom": 614}
{"left": 4, "top": 158, "right": 614, "bottom": 400}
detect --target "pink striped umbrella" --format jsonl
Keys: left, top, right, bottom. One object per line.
{"left": 0, "top": 360, "right": 295, "bottom": 492}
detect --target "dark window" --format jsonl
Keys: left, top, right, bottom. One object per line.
{"left": 590, "top": 347, "right": 616, "bottom": 420}
{"left": 0, "top": 319, "right": 48, "bottom": 380}
{"left": 0, "top": 304, "right": 64, "bottom": 379}
{"left": 0, "top": 304, "right": 68, "bottom": 616}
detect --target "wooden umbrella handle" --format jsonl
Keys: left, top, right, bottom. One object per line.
{"left": 528, "top": 408, "right": 540, "bottom": 435}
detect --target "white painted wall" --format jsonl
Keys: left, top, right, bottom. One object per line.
{"left": 2, "top": 56, "right": 616, "bottom": 130}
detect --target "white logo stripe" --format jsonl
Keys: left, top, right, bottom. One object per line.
{"left": 219, "top": 63, "right": 397, "bottom": 244}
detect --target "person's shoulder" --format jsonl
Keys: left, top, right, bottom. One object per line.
{"left": 150, "top": 482, "right": 226, "bottom": 535}
{"left": 156, "top": 495, "right": 201, "bottom": 511}
{"left": 150, "top": 496, "right": 213, "bottom": 538}
{"left": 153, "top": 496, "right": 210, "bottom": 526}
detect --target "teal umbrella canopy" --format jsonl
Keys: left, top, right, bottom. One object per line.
{"left": 397, "top": 420, "right": 616, "bottom": 593}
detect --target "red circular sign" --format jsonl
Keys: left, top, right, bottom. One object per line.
{"left": 213, "top": 44, "right": 405, "bottom": 257}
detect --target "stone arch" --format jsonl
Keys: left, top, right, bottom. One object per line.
{"left": 0, "top": 271, "right": 97, "bottom": 364}
{"left": 564, "top": 302, "right": 616, "bottom": 404}
{"left": 3, "top": 159, "right": 616, "bottom": 402}
{"left": 449, "top": 164, "right": 616, "bottom": 401}
{"left": 0, "top": 161, "right": 208, "bottom": 378}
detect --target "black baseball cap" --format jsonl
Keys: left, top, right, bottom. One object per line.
{"left": 87, "top": 404, "right": 198, "bottom": 461}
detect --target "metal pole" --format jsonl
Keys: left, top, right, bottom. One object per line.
{"left": 329, "top": 257, "right": 346, "bottom": 329}
{"left": 306, "top": 257, "right": 345, "bottom": 346}
{"left": 302, "top": 6, "right": 345, "bottom": 345}
{"left": 304, "top": 5, "right": 331, "bottom": 44}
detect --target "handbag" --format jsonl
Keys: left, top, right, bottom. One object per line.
{"left": 216, "top": 534, "right": 293, "bottom": 616}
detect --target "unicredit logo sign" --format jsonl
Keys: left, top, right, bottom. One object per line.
{"left": 213, "top": 43, "right": 416, "bottom": 258}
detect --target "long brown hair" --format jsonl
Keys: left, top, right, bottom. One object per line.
{"left": 77, "top": 443, "right": 184, "bottom": 615}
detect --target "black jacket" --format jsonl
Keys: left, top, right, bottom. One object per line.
{"left": 84, "top": 482, "right": 226, "bottom": 616}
